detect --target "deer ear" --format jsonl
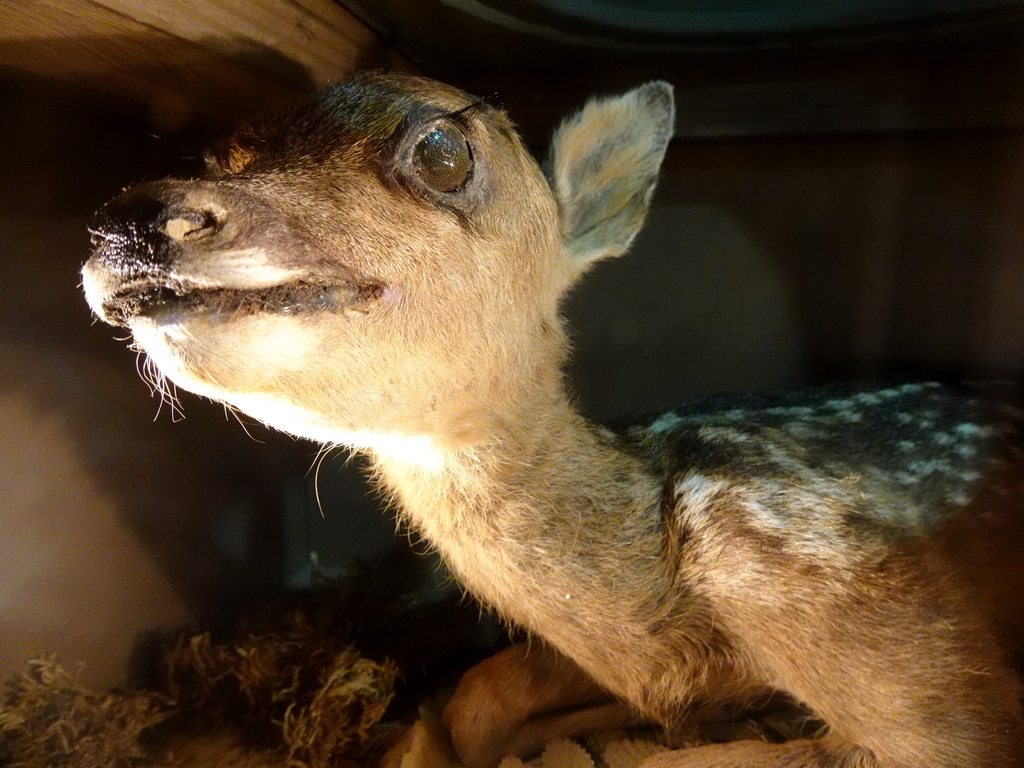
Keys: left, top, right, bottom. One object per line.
{"left": 547, "top": 82, "right": 675, "bottom": 273}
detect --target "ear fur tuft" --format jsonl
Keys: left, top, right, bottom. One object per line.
{"left": 547, "top": 82, "right": 675, "bottom": 272}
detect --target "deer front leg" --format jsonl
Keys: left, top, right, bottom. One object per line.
{"left": 675, "top": 539, "right": 1024, "bottom": 768}
{"left": 443, "top": 642, "right": 641, "bottom": 768}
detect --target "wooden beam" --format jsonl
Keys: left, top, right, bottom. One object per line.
{"left": 90, "top": 0, "right": 395, "bottom": 87}
{"left": 0, "top": 0, "right": 406, "bottom": 129}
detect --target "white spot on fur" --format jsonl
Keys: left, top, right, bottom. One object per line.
{"left": 853, "top": 392, "right": 882, "bottom": 406}
{"left": 674, "top": 473, "right": 722, "bottom": 519}
{"left": 764, "top": 405, "right": 815, "bottom": 418}
{"left": 648, "top": 412, "right": 682, "bottom": 434}
{"left": 954, "top": 422, "right": 990, "bottom": 438}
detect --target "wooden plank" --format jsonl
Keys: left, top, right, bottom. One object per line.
{"left": 0, "top": 0, "right": 404, "bottom": 128}
{"left": 91, "top": 0, "right": 396, "bottom": 86}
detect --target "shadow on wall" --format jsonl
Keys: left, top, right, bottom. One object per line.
{"left": 670, "top": 135, "right": 1024, "bottom": 381}
{"left": 568, "top": 130, "right": 1024, "bottom": 422}
{"left": 567, "top": 201, "right": 806, "bottom": 421}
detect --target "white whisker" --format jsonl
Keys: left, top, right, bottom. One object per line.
{"left": 306, "top": 443, "right": 345, "bottom": 519}
{"left": 224, "top": 404, "right": 265, "bottom": 443}
{"left": 132, "top": 346, "right": 186, "bottom": 422}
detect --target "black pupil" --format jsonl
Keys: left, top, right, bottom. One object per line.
{"left": 414, "top": 124, "right": 470, "bottom": 193}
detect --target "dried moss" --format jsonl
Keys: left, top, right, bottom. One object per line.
{"left": 0, "top": 589, "right": 401, "bottom": 768}
{"left": 163, "top": 614, "right": 399, "bottom": 766}
{"left": 0, "top": 655, "right": 172, "bottom": 768}
{"left": 281, "top": 647, "right": 398, "bottom": 768}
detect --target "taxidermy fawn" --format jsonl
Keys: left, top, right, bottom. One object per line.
{"left": 82, "top": 72, "right": 1024, "bottom": 767}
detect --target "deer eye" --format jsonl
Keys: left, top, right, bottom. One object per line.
{"left": 412, "top": 122, "right": 472, "bottom": 193}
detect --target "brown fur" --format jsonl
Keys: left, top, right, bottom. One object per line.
{"left": 82, "top": 73, "right": 1024, "bottom": 767}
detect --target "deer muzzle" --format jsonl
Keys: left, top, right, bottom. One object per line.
{"left": 83, "top": 180, "right": 375, "bottom": 327}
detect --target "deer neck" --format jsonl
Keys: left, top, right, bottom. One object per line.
{"left": 374, "top": 392, "right": 625, "bottom": 518}
{"left": 365, "top": 381, "right": 664, "bottom": 610}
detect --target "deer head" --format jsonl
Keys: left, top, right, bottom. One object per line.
{"left": 83, "top": 73, "right": 674, "bottom": 466}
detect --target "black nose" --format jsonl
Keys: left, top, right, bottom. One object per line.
{"left": 88, "top": 183, "right": 227, "bottom": 274}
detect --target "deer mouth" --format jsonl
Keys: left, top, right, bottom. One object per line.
{"left": 98, "top": 277, "right": 383, "bottom": 328}
{"left": 83, "top": 184, "right": 386, "bottom": 328}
